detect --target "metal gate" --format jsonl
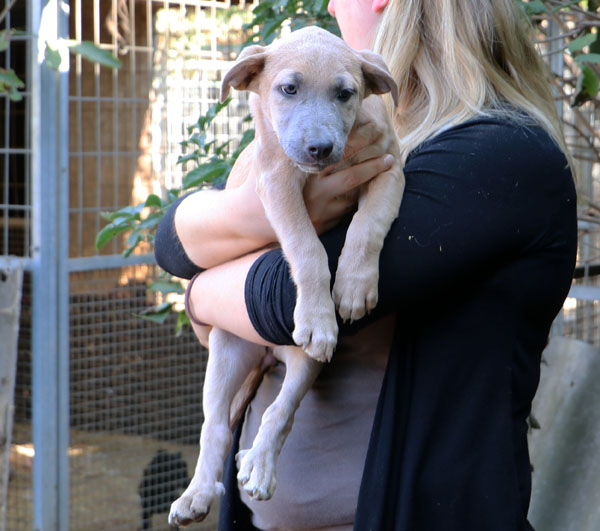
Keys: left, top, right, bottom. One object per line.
{"left": 3, "top": 1, "right": 252, "bottom": 529}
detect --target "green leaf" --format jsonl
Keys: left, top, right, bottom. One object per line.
{"left": 551, "top": 0, "right": 580, "bottom": 13}
{"left": 575, "top": 53, "right": 600, "bottom": 64}
{"left": 138, "top": 214, "right": 162, "bottom": 230}
{"left": 204, "top": 139, "right": 220, "bottom": 154}
{"left": 177, "top": 152, "right": 201, "bottom": 165}
{"left": 123, "top": 232, "right": 143, "bottom": 257}
{"left": 65, "top": 40, "right": 122, "bottom": 69}
{"left": 144, "top": 194, "right": 162, "bottom": 208}
{"left": 95, "top": 222, "right": 130, "bottom": 249}
{"left": 232, "top": 128, "right": 255, "bottom": 160}
{"left": 188, "top": 132, "right": 207, "bottom": 148}
{"left": 0, "top": 30, "right": 11, "bottom": 52}
{"left": 259, "top": 16, "right": 287, "bottom": 42}
{"left": 194, "top": 98, "right": 232, "bottom": 132}
{"left": 569, "top": 33, "right": 598, "bottom": 53}
{"left": 8, "top": 90, "right": 22, "bottom": 101}
{"left": 0, "top": 69, "right": 24, "bottom": 89}
{"left": 44, "top": 43, "right": 62, "bottom": 70}
{"left": 101, "top": 204, "right": 143, "bottom": 222}
{"left": 183, "top": 161, "right": 229, "bottom": 189}
{"left": 148, "top": 280, "right": 186, "bottom": 295}
{"left": 165, "top": 189, "right": 181, "bottom": 205}
{"left": 0, "top": 68, "right": 24, "bottom": 101}
{"left": 573, "top": 65, "right": 599, "bottom": 107}
{"left": 175, "top": 310, "right": 191, "bottom": 336}
{"left": 136, "top": 302, "right": 173, "bottom": 324}
{"left": 215, "top": 140, "right": 233, "bottom": 156}
{"left": 518, "top": 0, "right": 547, "bottom": 15}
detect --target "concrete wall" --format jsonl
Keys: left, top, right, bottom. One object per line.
{"left": 529, "top": 336, "right": 600, "bottom": 531}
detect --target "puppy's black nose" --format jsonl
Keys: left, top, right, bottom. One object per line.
{"left": 307, "top": 142, "right": 333, "bottom": 161}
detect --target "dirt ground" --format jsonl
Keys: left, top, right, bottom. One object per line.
{"left": 7, "top": 423, "right": 219, "bottom": 531}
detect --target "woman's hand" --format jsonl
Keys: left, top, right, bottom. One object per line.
{"left": 304, "top": 151, "right": 394, "bottom": 234}
{"left": 175, "top": 140, "right": 393, "bottom": 269}
{"left": 247, "top": 115, "right": 395, "bottom": 236}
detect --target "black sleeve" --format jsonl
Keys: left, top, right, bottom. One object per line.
{"left": 245, "top": 116, "right": 577, "bottom": 345}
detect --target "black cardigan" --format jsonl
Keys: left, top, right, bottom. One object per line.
{"left": 219, "top": 114, "right": 578, "bottom": 530}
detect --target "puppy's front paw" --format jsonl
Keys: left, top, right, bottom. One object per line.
{"left": 333, "top": 261, "right": 379, "bottom": 323}
{"left": 168, "top": 481, "right": 225, "bottom": 528}
{"left": 236, "top": 447, "right": 277, "bottom": 501}
{"left": 292, "top": 296, "right": 338, "bottom": 362}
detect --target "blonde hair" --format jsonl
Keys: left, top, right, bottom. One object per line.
{"left": 372, "top": 0, "right": 569, "bottom": 163}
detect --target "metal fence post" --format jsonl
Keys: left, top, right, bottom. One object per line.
{"left": 0, "top": 262, "right": 23, "bottom": 531}
{"left": 29, "top": 0, "right": 70, "bottom": 529}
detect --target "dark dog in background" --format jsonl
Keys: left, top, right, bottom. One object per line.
{"left": 138, "top": 449, "right": 189, "bottom": 530}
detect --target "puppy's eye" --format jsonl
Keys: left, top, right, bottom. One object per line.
{"left": 337, "top": 88, "right": 355, "bottom": 102}
{"left": 281, "top": 84, "right": 297, "bottom": 96}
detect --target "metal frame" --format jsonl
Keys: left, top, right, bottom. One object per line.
{"left": 29, "top": 0, "right": 70, "bottom": 528}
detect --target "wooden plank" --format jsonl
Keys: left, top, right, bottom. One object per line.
{"left": 0, "top": 263, "right": 23, "bottom": 531}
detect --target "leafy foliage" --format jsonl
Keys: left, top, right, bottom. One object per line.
{"left": 517, "top": 1, "right": 600, "bottom": 108}
{"left": 95, "top": 97, "right": 255, "bottom": 258}
{"left": 0, "top": 66, "right": 24, "bottom": 101}
{"left": 0, "top": 27, "right": 121, "bottom": 101}
{"left": 246, "top": 0, "right": 339, "bottom": 43}
{"left": 94, "top": 93, "right": 256, "bottom": 326}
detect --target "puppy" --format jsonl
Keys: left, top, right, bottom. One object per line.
{"left": 169, "top": 26, "right": 404, "bottom": 527}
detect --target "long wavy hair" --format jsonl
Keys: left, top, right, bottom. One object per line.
{"left": 372, "top": 0, "right": 569, "bottom": 163}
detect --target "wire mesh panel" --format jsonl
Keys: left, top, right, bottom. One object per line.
{"left": 69, "top": 0, "right": 252, "bottom": 259}
{"left": 1, "top": 2, "right": 34, "bottom": 529}
{"left": 5, "top": 272, "right": 33, "bottom": 531}
{"left": 0, "top": 1, "right": 31, "bottom": 258}
{"left": 65, "top": 1, "right": 253, "bottom": 529}
{"left": 68, "top": 265, "right": 209, "bottom": 530}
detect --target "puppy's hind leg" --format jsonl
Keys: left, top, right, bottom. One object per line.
{"left": 237, "top": 346, "right": 321, "bottom": 500}
{"left": 169, "top": 328, "right": 265, "bottom": 528}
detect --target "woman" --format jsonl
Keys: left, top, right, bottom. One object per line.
{"left": 154, "top": 0, "right": 577, "bottom": 529}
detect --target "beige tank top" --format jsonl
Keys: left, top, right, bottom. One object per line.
{"left": 239, "top": 314, "right": 394, "bottom": 530}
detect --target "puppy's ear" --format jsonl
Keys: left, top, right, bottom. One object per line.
{"left": 220, "top": 45, "right": 267, "bottom": 102}
{"left": 356, "top": 49, "right": 399, "bottom": 107}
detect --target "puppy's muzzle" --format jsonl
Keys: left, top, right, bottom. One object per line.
{"left": 307, "top": 142, "right": 334, "bottom": 161}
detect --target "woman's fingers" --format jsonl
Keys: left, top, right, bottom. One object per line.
{"left": 325, "top": 154, "right": 394, "bottom": 194}
{"left": 304, "top": 153, "right": 394, "bottom": 233}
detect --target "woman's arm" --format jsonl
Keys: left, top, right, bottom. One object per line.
{"left": 186, "top": 250, "right": 273, "bottom": 346}
{"left": 186, "top": 118, "right": 577, "bottom": 347}
{"left": 173, "top": 143, "right": 394, "bottom": 270}
{"left": 174, "top": 181, "right": 272, "bottom": 270}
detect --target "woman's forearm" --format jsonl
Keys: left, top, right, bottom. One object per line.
{"left": 174, "top": 182, "right": 276, "bottom": 269}
{"left": 173, "top": 150, "right": 393, "bottom": 270}
{"left": 187, "top": 250, "right": 274, "bottom": 347}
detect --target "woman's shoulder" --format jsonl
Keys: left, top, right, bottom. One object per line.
{"left": 406, "top": 111, "right": 574, "bottom": 196}
{"left": 413, "top": 112, "right": 562, "bottom": 158}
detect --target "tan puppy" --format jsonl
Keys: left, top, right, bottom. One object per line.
{"left": 169, "top": 26, "right": 404, "bottom": 527}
